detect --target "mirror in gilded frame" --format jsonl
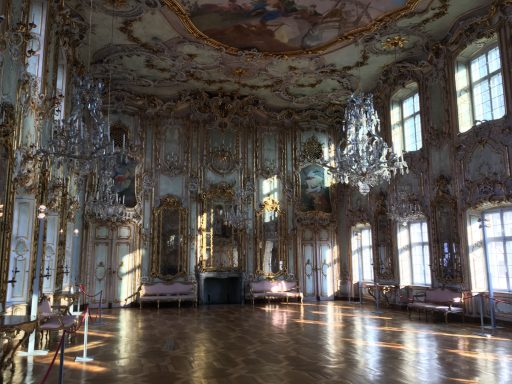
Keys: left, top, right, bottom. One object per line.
{"left": 255, "top": 197, "right": 286, "bottom": 276}
{"left": 198, "top": 183, "right": 243, "bottom": 272}
{"left": 151, "top": 195, "right": 188, "bottom": 279}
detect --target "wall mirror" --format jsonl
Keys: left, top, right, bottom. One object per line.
{"left": 151, "top": 195, "right": 188, "bottom": 279}
{"left": 433, "top": 197, "right": 462, "bottom": 283}
{"left": 255, "top": 197, "right": 286, "bottom": 276}
{"left": 432, "top": 176, "right": 462, "bottom": 284}
{"left": 199, "top": 183, "right": 243, "bottom": 272}
{"left": 374, "top": 197, "right": 394, "bottom": 281}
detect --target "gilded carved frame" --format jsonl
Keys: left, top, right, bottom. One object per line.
{"left": 198, "top": 182, "right": 243, "bottom": 272}
{"left": 151, "top": 195, "right": 188, "bottom": 279}
{"left": 255, "top": 197, "right": 287, "bottom": 277}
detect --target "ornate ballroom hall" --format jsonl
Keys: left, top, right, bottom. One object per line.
{"left": 1, "top": 0, "right": 512, "bottom": 382}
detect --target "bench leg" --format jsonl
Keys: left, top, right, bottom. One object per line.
{"left": 178, "top": 299, "right": 181, "bottom": 309}
{"left": 157, "top": 300, "right": 160, "bottom": 310}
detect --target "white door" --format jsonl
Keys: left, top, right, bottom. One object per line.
{"left": 300, "top": 226, "right": 336, "bottom": 301}
{"left": 88, "top": 223, "right": 139, "bottom": 307}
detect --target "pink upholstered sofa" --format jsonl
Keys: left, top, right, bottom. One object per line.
{"left": 407, "top": 287, "right": 465, "bottom": 323}
{"left": 139, "top": 281, "right": 197, "bottom": 309}
{"left": 248, "top": 280, "right": 303, "bottom": 305}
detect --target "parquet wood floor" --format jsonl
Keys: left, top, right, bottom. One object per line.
{"left": 3, "top": 301, "right": 512, "bottom": 383}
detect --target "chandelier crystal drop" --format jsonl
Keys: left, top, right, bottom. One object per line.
{"left": 333, "top": 93, "right": 408, "bottom": 194}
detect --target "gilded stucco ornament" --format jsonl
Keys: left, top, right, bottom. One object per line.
{"left": 0, "top": 102, "right": 15, "bottom": 139}
{"left": 46, "top": 178, "right": 66, "bottom": 212}
{"left": 295, "top": 211, "right": 332, "bottom": 227}
{"left": 13, "top": 146, "right": 42, "bottom": 195}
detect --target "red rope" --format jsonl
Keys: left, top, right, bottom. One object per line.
{"left": 38, "top": 330, "right": 66, "bottom": 384}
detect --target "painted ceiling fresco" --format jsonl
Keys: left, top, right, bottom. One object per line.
{"left": 67, "top": 0, "right": 495, "bottom": 109}
{"left": 171, "top": 0, "right": 420, "bottom": 53}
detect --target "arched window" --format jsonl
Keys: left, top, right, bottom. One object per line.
{"left": 26, "top": 0, "right": 47, "bottom": 79}
{"left": 390, "top": 82, "right": 422, "bottom": 154}
{"left": 468, "top": 207, "right": 512, "bottom": 293}
{"left": 455, "top": 36, "right": 505, "bottom": 133}
{"left": 398, "top": 220, "right": 431, "bottom": 286}
{"left": 351, "top": 225, "right": 373, "bottom": 283}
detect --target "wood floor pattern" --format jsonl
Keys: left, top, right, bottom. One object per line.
{"left": 3, "top": 301, "right": 512, "bottom": 384}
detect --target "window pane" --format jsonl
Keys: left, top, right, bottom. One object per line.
{"left": 481, "top": 208, "right": 512, "bottom": 292}
{"left": 487, "top": 240, "right": 507, "bottom": 290}
{"left": 473, "top": 80, "right": 492, "bottom": 121}
{"left": 504, "top": 211, "right": 512, "bottom": 236}
{"left": 487, "top": 46, "right": 501, "bottom": 73}
{"left": 489, "top": 73, "right": 505, "bottom": 119}
{"left": 403, "top": 116, "right": 417, "bottom": 151}
{"left": 414, "top": 114, "right": 422, "bottom": 149}
{"left": 402, "top": 96, "right": 415, "bottom": 119}
{"left": 398, "top": 221, "right": 430, "bottom": 286}
{"left": 352, "top": 227, "right": 373, "bottom": 282}
{"left": 471, "top": 54, "right": 489, "bottom": 82}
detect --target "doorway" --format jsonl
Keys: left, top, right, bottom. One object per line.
{"left": 299, "top": 225, "right": 336, "bottom": 300}
{"left": 86, "top": 223, "right": 140, "bottom": 307}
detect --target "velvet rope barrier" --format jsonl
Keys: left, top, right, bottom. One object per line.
{"left": 77, "top": 284, "right": 103, "bottom": 323}
{"left": 38, "top": 306, "right": 89, "bottom": 384}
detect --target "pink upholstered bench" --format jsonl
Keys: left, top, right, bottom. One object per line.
{"left": 139, "top": 281, "right": 197, "bottom": 309}
{"left": 407, "top": 288, "right": 464, "bottom": 323}
{"left": 249, "top": 280, "right": 303, "bottom": 305}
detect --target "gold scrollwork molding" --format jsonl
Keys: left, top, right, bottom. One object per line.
{"left": 258, "top": 197, "right": 281, "bottom": 215}
{"left": 200, "top": 182, "right": 235, "bottom": 201}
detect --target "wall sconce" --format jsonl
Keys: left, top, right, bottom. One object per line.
{"left": 42, "top": 265, "right": 51, "bottom": 280}
{"left": 7, "top": 266, "right": 20, "bottom": 286}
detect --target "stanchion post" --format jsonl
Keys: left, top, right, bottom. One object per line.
{"left": 480, "top": 293, "right": 485, "bottom": 330}
{"left": 98, "top": 290, "right": 103, "bottom": 324}
{"left": 59, "top": 332, "right": 65, "bottom": 384}
{"left": 75, "top": 307, "right": 94, "bottom": 362}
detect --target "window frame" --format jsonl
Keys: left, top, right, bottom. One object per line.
{"left": 397, "top": 220, "right": 431, "bottom": 287}
{"left": 480, "top": 207, "right": 512, "bottom": 293}
{"left": 455, "top": 42, "right": 505, "bottom": 133}
{"left": 351, "top": 225, "right": 374, "bottom": 283}
{"left": 390, "top": 83, "right": 422, "bottom": 154}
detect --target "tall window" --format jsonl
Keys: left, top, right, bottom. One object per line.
{"left": 390, "top": 83, "right": 422, "bottom": 154}
{"left": 469, "top": 208, "right": 512, "bottom": 292}
{"left": 55, "top": 51, "right": 67, "bottom": 120}
{"left": 26, "top": 0, "right": 47, "bottom": 79}
{"left": 351, "top": 225, "right": 373, "bottom": 283}
{"left": 398, "top": 221, "right": 431, "bottom": 286}
{"left": 455, "top": 41, "right": 505, "bottom": 133}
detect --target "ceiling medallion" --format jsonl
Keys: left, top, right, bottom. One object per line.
{"left": 381, "top": 35, "right": 408, "bottom": 50}
{"left": 164, "top": 0, "right": 425, "bottom": 56}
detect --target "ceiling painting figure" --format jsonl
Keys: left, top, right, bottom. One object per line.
{"left": 176, "top": 0, "right": 415, "bottom": 53}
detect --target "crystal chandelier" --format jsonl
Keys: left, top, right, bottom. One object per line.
{"left": 85, "top": 156, "right": 128, "bottom": 222}
{"left": 388, "top": 190, "right": 424, "bottom": 224}
{"left": 224, "top": 204, "right": 246, "bottom": 231}
{"left": 42, "top": 75, "right": 115, "bottom": 174}
{"left": 333, "top": 94, "right": 408, "bottom": 194}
